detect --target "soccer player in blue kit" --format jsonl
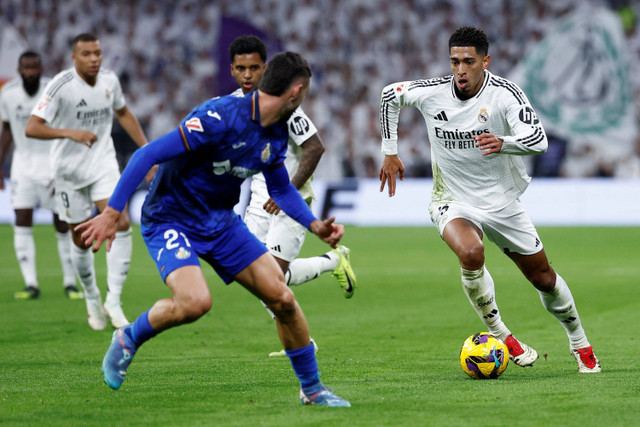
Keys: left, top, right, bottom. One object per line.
{"left": 77, "top": 52, "right": 350, "bottom": 407}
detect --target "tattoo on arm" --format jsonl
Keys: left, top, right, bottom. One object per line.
{"left": 290, "top": 134, "right": 324, "bottom": 190}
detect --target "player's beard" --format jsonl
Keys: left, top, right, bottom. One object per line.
{"left": 23, "top": 78, "right": 40, "bottom": 96}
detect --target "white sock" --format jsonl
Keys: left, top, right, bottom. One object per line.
{"left": 105, "top": 228, "right": 132, "bottom": 306}
{"left": 70, "top": 243, "right": 100, "bottom": 297}
{"left": 461, "top": 266, "right": 511, "bottom": 341}
{"left": 14, "top": 226, "right": 38, "bottom": 287}
{"left": 538, "top": 273, "right": 590, "bottom": 349}
{"left": 286, "top": 251, "right": 340, "bottom": 286}
{"left": 56, "top": 231, "right": 76, "bottom": 287}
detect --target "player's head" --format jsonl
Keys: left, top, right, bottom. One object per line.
{"left": 448, "top": 27, "right": 491, "bottom": 99}
{"left": 71, "top": 33, "right": 102, "bottom": 83}
{"left": 229, "top": 35, "right": 267, "bottom": 95}
{"left": 18, "top": 51, "right": 43, "bottom": 94}
{"left": 259, "top": 52, "right": 311, "bottom": 121}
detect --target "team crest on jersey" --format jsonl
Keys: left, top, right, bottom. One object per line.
{"left": 175, "top": 247, "right": 191, "bottom": 260}
{"left": 260, "top": 143, "right": 272, "bottom": 163}
{"left": 185, "top": 117, "right": 204, "bottom": 133}
{"left": 478, "top": 108, "right": 489, "bottom": 123}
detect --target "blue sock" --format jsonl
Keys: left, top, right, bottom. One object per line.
{"left": 285, "top": 343, "right": 323, "bottom": 394}
{"left": 124, "top": 309, "right": 158, "bottom": 346}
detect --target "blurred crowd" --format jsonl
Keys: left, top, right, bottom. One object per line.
{"left": 2, "top": 0, "right": 639, "bottom": 179}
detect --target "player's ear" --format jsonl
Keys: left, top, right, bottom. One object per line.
{"left": 483, "top": 54, "right": 491, "bottom": 70}
{"left": 289, "top": 83, "right": 302, "bottom": 100}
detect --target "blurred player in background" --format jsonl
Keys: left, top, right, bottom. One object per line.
{"left": 379, "top": 26, "right": 600, "bottom": 373}
{"left": 78, "top": 52, "right": 350, "bottom": 406}
{"left": 26, "top": 34, "right": 149, "bottom": 330}
{"left": 229, "top": 35, "right": 356, "bottom": 354}
{"left": 0, "top": 51, "right": 80, "bottom": 300}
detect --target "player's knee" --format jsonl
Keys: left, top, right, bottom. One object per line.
{"left": 178, "top": 294, "right": 212, "bottom": 322}
{"left": 268, "top": 287, "right": 297, "bottom": 319}
{"left": 458, "top": 243, "right": 485, "bottom": 269}
{"left": 528, "top": 267, "right": 555, "bottom": 292}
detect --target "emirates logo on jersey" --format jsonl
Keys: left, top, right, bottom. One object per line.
{"left": 478, "top": 108, "right": 489, "bottom": 123}
{"left": 260, "top": 143, "right": 272, "bottom": 163}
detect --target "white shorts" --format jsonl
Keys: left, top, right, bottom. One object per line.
{"left": 244, "top": 200, "right": 308, "bottom": 263}
{"left": 428, "top": 199, "right": 543, "bottom": 256}
{"left": 10, "top": 175, "right": 56, "bottom": 211}
{"left": 54, "top": 168, "right": 120, "bottom": 224}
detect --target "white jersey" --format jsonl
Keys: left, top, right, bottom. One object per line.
{"left": 230, "top": 88, "right": 318, "bottom": 203}
{"left": 0, "top": 77, "right": 52, "bottom": 183}
{"left": 31, "top": 67, "right": 126, "bottom": 188}
{"left": 380, "top": 70, "right": 548, "bottom": 211}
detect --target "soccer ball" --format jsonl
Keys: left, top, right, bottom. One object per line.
{"left": 460, "top": 332, "right": 509, "bottom": 379}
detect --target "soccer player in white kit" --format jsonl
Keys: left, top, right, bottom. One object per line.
{"left": 25, "top": 34, "right": 149, "bottom": 330}
{"left": 379, "top": 27, "right": 600, "bottom": 373}
{"left": 229, "top": 36, "right": 356, "bottom": 355}
{"left": 0, "top": 51, "right": 80, "bottom": 300}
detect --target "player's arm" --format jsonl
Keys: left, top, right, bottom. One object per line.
{"left": 0, "top": 121, "right": 13, "bottom": 190}
{"left": 263, "top": 164, "right": 343, "bottom": 248}
{"left": 263, "top": 133, "right": 324, "bottom": 215}
{"left": 379, "top": 82, "right": 417, "bottom": 196}
{"left": 114, "top": 105, "right": 156, "bottom": 181}
{"left": 25, "top": 115, "right": 97, "bottom": 147}
{"left": 76, "top": 128, "right": 187, "bottom": 251}
{"left": 114, "top": 106, "right": 148, "bottom": 148}
{"left": 477, "top": 86, "right": 548, "bottom": 157}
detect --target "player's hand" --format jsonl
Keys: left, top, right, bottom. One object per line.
{"left": 67, "top": 129, "right": 98, "bottom": 148}
{"left": 76, "top": 206, "right": 121, "bottom": 252}
{"left": 379, "top": 154, "right": 404, "bottom": 197}
{"left": 145, "top": 164, "right": 158, "bottom": 182}
{"left": 263, "top": 198, "right": 281, "bottom": 215}
{"left": 474, "top": 133, "right": 504, "bottom": 156}
{"left": 309, "top": 217, "right": 344, "bottom": 248}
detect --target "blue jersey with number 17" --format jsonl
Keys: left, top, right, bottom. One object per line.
{"left": 141, "top": 91, "right": 288, "bottom": 237}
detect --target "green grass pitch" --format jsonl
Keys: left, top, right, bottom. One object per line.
{"left": 1, "top": 224, "right": 638, "bottom": 426}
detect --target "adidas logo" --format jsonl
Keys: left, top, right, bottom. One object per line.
{"left": 76, "top": 99, "right": 87, "bottom": 107}
{"left": 270, "top": 245, "right": 281, "bottom": 253}
{"left": 434, "top": 111, "right": 448, "bottom": 121}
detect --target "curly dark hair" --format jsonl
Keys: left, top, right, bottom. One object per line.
{"left": 449, "top": 27, "right": 489, "bottom": 56}
{"left": 229, "top": 35, "right": 267, "bottom": 63}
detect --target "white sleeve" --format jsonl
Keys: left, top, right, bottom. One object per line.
{"left": 379, "top": 81, "right": 422, "bottom": 155}
{"left": 499, "top": 84, "right": 548, "bottom": 155}
{"left": 30, "top": 79, "right": 59, "bottom": 123}
{"left": 0, "top": 90, "right": 8, "bottom": 121}
{"left": 286, "top": 107, "right": 317, "bottom": 146}
{"left": 112, "top": 75, "right": 126, "bottom": 110}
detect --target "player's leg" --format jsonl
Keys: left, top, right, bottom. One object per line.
{"left": 10, "top": 176, "right": 40, "bottom": 299}
{"left": 442, "top": 217, "right": 512, "bottom": 339}
{"left": 52, "top": 209, "right": 80, "bottom": 299}
{"left": 507, "top": 249, "right": 600, "bottom": 372}
{"left": 13, "top": 207, "right": 40, "bottom": 299}
{"left": 60, "top": 182, "right": 106, "bottom": 330}
{"left": 267, "top": 212, "right": 356, "bottom": 296}
{"left": 235, "top": 252, "right": 350, "bottom": 407}
{"left": 103, "top": 265, "right": 211, "bottom": 389}
{"left": 94, "top": 176, "right": 133, "bottom": 328}
{"left": 103, "top": 224, "right": 207, "bottom": 389}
